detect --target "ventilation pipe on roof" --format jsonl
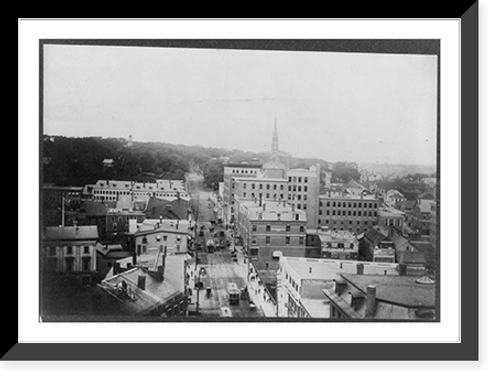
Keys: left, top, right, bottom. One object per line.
{"left": 356, "top": 263, "right": 364, "bottom": 275}
{"left": 137, "top": 275, "right": 146, "bottom": 290}
{"left": 365, "top": 285, "right": 377, "bottom": 318}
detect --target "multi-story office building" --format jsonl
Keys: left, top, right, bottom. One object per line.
{"left": 222, "top": 163, "right": 263, "bottom": 223}
{"left": 317, "top": 190, "right": 379, "bottom": 233}
{"left": 223, "top": 124, "right": 320, "bottom": 228}
{"left": 236, "top": 199, "right": 307, "bottom": 260}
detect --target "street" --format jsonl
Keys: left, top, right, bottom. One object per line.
{"left": 186, "top": 171, "right": 265, "bottom": 318}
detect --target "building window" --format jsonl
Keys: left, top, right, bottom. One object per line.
{"left": 265, "top": 236, "right": 270, "bottom": 245}
{"left": 252, "top": 225, "right": 257, "bottom": 232}
{"left": 83, "top": 246, "right": 90, "bottom": 254}
{"left": 65, "top": 257, "right": 74, "bottom": 272}
{"left": 66, "top": 246, "right": 73, "bottom": 255}
{"left": 299, "top": 237, "right": 304, "bottom": 245}
{"left": 266, "top": 225, "right": 271, "bottom": 232}
{"left": 82, "top": 257, "right": 91, "bottom": 271}
{"left": 286, "top": 236, "right": 290, "bottom": 245}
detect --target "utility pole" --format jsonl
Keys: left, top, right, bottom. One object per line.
{"left": 61, "top": 197, "right": 65, "bottom": 227}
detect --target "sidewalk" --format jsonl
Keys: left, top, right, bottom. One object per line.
{"left": 246, "top": 273, "right": 277, "bottom": 318}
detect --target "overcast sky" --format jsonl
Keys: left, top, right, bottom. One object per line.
{"left": 44, "top": 44, "right": 438, "bottom": 167}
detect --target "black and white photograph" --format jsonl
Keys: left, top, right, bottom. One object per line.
{"left": 40, "top": 40, "right": 439, "bottom": 322}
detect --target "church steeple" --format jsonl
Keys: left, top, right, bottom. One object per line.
{"left": 271, "top": 114, "right": 279, "bottom": 158}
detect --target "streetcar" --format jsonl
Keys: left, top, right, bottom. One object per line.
{"left": 227, "top": 282, "right": 241, "bottom": 306}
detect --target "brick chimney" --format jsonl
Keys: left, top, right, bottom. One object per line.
{"left": 137, "top": 275, "right": 146, "bottom": 290}
{"left": 365, "top": 285, "right": 377, "bottom": 318}
{"left": 356, "top": 263, "right": 364, "bottom": 275}
{"left": 398, "top": 264, "right": 407, "bottom": 276}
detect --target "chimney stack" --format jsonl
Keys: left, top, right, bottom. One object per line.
{"left": 156, "top": 266, "right": 164, "bottom": 281}
{"left": 365, "top": 285, "right": 377, "bottom": 318}
{"left": 334, "top": 280, "right": 347, "bottom": 295}
{"left": 137, "top": 275, "right": 146, "bottom": 290}
{"left": 356, "top": 263, "right": 364, "bottom": 275}
{"left": 398, "top": 264, "right": 407, "bottom": 276}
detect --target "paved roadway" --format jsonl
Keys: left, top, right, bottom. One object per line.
{"left": 186, "top": 172, "right": 264, "bottom": 318}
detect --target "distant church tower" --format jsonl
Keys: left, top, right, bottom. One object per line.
{"left": 271, "top": 115, "right": 279, "bottom": 159}
{"left": 127, "top": 134, "right": 133, "bottom": 147}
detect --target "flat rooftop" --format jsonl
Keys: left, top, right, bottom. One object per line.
{"left": 282, "top": 257, "right": 399, "bottom": 281}
{"left": 342, "top": 274, "right": 435, "bottom": 308}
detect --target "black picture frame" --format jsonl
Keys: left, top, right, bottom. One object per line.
{"left": 12, "top": 8, "right": 479, "bottom": 361}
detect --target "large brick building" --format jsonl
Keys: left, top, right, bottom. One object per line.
{"left": 236, "top": 199, "right": 308, "bottom": 260}
{"left": 318, "top": 190, "right": 379, "bottom": 233}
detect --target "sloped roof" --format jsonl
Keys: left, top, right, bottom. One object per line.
{"left": 410, "top": 241, "right": 436, "bottom": 264}
{"left": 388, "top": 233, "right": 411, "bottom": 250}
{"left": 396, "top": 251, "right": 427, "bottom": 265}
{"left": 363, "top": 228, "right": 390, "bottom": 245}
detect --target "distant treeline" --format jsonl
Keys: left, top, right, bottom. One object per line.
{"left": 42, "top": 136, "right": 333, "bottom": 189}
